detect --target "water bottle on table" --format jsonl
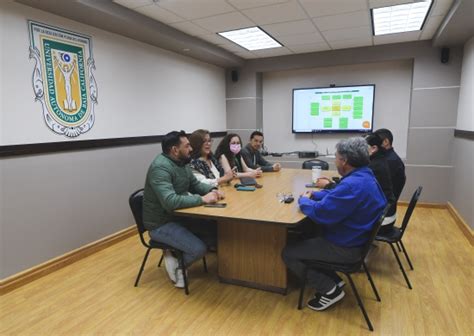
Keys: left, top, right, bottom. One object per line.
{"left": 311, "top": 166, "right": 322, "bottom": 184}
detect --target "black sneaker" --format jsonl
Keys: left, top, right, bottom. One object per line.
{"left": 313, "top": 280, "right": 344, "bottom": 298}
{"left": 307, "top": 286, "right": 345, "bottom": 311}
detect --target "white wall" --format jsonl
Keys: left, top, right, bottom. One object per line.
{"left": 456, "top": 37, "right": 474, "bottom": 131}
{"left": 451, "top": 36, "right": 474, "bottom": 229}
{"left": 0, "top": 1, "right": 226, "bottom": 145}
{"left": 0, "top": 2, "right": 226, "bottom": 279}
{"left": 262, "top": 60, "right": 412, "bottom": 158}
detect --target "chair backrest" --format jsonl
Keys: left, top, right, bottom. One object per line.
{"left": 399, "top": 186, "right": 422, "bottom": 237}
{"left": 302, "top": 159, "right": 329, "bottom": 170}
{"left": 129, "top": 189, "right": 149, "bottom": 246}
{"left": 360, "top": 204, "right": 391, "bottom": 260}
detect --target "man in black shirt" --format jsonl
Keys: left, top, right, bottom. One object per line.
{"left": 241, "top": 131, "right": 281, "bottom": 172}
{"left": 365, "top": 133, "right": 396, "bottom": 211}
{"left": 374, "top": 128, "right": 406, "bottom": 233}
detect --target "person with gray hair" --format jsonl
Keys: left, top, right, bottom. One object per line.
{"left": 282, "top": 137, "right": 386, "bottom": 312}
{"left": 336, "top": 137, "right": 370, "bottom": 167}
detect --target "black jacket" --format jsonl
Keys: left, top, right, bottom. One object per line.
{"left": 369, "top": 151, "right": 396, "bottom": 215}
{"left": 385, "top": 148, "right": 406, "bottom": 201}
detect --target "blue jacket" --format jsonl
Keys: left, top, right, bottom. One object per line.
{"left": 298, "top": 167, "right": 387, "bottom": 247}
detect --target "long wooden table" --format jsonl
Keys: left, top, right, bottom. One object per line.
{"left": 175, "top": 168, "right": 335, "bottom": 293}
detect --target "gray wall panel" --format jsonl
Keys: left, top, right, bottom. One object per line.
{"left": 228, "top": 130, "right": 255, "bottom": 144}
{"left": 401, "top": 165, "right": 452, "bottom": 203}
{"left": 256, "top": 99, "right": 263, "bottom": 129}
{"left": 410, "top": 88, "right": 460, "bottom": 127}
{"left": 406, "top": 128, "right": 454, "bottom": 165}
{"left": 412, "top": 47, "right": 463, "bottom": 88}
{"left": 262, "top": 60, "right": 412, "bottom": 157}
{"left": 226, "top": 99, "right": 259, "bottom": 129}
{"left": 451, "top": 137, "right": 474, "bottom": 228}
{"left": 226, "top": 69, "right": 260, "bottom": 98}
{"left": 1, "top": 144, "right": 162, "bottom": 278}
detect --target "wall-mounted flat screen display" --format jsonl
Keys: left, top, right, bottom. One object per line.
{"left": 292, "top": 84, "right": 375, "bottom": 133}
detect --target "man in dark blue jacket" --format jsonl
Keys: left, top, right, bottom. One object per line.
{"left": 282, "top": 137, "right": 386, "bottom": 311}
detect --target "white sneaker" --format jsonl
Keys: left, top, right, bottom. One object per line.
{"left": 163, "top": 250, "right": 178, "bottom": 283}
{"left": 174, "top": 268, "right": 185, "bottom": 288}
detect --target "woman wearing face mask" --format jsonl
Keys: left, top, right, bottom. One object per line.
{"left": 189, "top": 129, "right": 234, "bottom": 187}
{"left": 215, "top": 133, "right": 262, "bottom": 179}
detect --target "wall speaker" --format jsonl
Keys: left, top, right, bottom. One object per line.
{"left": 231, "top": 70, "right": 239, "bottom": 82}
{"left": 441, "top": 48, "right": 450, "bottom": 64}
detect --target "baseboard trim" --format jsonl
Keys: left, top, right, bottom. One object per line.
{"left": 0, "top": 226, "right": 137, "bottom": 295}
{"left": 398, "top": 201, "right": 446, "bottom": 209}
{"left": 447, "top": 202, "right": 474, "bottom": 246}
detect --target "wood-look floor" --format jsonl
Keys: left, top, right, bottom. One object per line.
{"left": 1, "top": 207, "right": 473, "bottom": 335}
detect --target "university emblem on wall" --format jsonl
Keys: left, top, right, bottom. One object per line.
{"left": 28, "top": 21, "right": 98, "bottom": 137}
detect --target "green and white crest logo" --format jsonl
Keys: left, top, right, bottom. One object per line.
{"left": 28, "top": 21, "right": 98, "bottom": 137}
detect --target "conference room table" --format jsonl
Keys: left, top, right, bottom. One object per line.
{"left": 175, "top": 168, "right": 337, "bottom": 294}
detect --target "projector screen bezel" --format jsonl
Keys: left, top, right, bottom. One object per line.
{"left": 292, "top": 84, "right": 376, "bottom": 134}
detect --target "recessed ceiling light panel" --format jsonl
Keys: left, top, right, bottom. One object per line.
{"left": 218, "top": 27, "right": 282, "bottom": 51}
{"left": 372, "top": 1, "right": 433, "bottom": 36}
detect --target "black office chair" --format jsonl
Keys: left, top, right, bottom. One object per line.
{"left": 302, "top": 159, "right": 329, "bottom": 170}
{"left": 375, "top": 186, "right": 422, "bottom": 290}
{"left": 129, "top": 189, "right": 207, "bottom": 295}
{"left": 297, "top": 205, "right": 390, "bottom": 332}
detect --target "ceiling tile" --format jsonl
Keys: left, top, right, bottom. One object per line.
{"left": 251, "top": 46, "right": 293, "bottom": 57}
{"left": 134, "top": 4, "right": 185, "bottom": 24}
{"left": 242, "top": 1, "right": 307, "bottom": 25}
{"left": 313, "top": 10, "right": 370, "bottom": 31}
{"left": 299, "top": 0, "right": 368, "bottom": 17}
{"left": 373, "top": 30, "right": 421, "bottom": 44}
{"left": 329, "top": 37, "right": 373, "bottom": 49}
{"left": 420, "top": 15, "right": 444, "bottom": 40}
{"left": 171, "top": 21, "right": 212, "bottom": 36}
{"left": 217, "top": 43, "right": 249, "bottom": 53}
{"left": 227, "top": 0, "right": 290, "bottom": 10}
{"left": 196, "top": 33, "right": 230, "bottom": 44}
{"left": 261, "top": 19, "right": 316, "bottom": 37}
{"left": 368, "top": 0, "right": 414, "bottom": 9}
{"left": 322, "top": 25, "right": 372, "bottom": 41}
{"left": 234, "top": 50, "right": 258, "bottom": 59}
{"left": 193, "top": 12, "right": 255, "bottom": 32}
{"left": 157, "top": 0, "right": 235, "bottom": 20}
{"left": 277, "top": 32, "right": 325, "bottom": 45}
{"left": 431, "top": 0, "right": 454, "bottom": 16}
{"left": 287, "top": 42, "right": 331, "bottom": 53}
{"left": 113, "top": 0, "right": 153, "bottom": 9}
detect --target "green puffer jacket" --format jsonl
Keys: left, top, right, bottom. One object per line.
{"left": 143, "top": 153, "right": 214, "bottom": 231}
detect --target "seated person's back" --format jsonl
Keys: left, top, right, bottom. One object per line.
{"left": 300, "top": 165, "right": 387, "bottom": 247}
{"left": 284, "top": 137, "right": 387, "bottom": 312}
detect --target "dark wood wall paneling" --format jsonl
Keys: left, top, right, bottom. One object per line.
{"left": 0, "top": 132, "right": 227, "bottom": 158}
{"left": 454, "top": 129, "right": 474, "bottom": 140}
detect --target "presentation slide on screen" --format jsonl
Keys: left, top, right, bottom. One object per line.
{"left": 293, "top": 85, "right": 375, "bottom": 132}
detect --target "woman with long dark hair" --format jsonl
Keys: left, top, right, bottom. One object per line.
{"left": 215, "top": 133, "right": 262, "bottom": 179}
{"left": 189, "top": 129, "right": 234, "bottom": 187}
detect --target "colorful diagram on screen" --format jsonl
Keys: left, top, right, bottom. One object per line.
{"left": 293, "top": 85, "right": 375, "bottom": 133}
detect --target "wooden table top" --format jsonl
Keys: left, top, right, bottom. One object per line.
{"left": 175, "top": 168, "right": 338, "bottom": 226}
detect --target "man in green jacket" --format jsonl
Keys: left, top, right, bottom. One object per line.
{"left": 143, "top": 130, "right": 224, "bottom": 288}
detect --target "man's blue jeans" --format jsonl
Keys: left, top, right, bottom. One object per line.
{"left": 149, "top": 219, "right": 216, "bottom": 267}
